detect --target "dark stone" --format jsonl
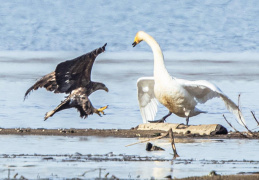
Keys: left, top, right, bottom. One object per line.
{"left": 146, "top": 142, "right": 153, "bottom": 151}
{"left": 211, "top": 124, "right": 228, "bottom": 135}
{"left": 146, "top": 142, "right": 165, "bottom": 151}
{"left": 185, "top": 130, "right": 191, "bottom": 134}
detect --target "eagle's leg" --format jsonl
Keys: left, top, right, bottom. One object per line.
{"left": 149, "top": 111, "right": 172, "bottom": 123}
{"left": 94, "top": 105, "right": 108, "bottom": 116}
{"left": 44, "top": 97, "right": 70, "bottom": 121}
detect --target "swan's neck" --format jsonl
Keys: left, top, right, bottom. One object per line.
{"left": 142, "top": 34, "right": 171, "bottom": 81}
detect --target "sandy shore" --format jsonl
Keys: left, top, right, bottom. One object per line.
{"left": 0, "top": 127, "right": 258, "bottom": 139}
{"left": 176, "top": 174, "right": 259, "bottom": 180}
{"left": 1, "top": 127, "right": 258, "bottom": 179}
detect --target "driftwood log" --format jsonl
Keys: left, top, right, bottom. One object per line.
{"left": 136, "top": 123, "right": 228, "bottom": 135}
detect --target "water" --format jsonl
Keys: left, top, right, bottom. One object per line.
{"left": 0, "top": 135, "right": 258, "bottom": 179}
{"left": 0, "top": 1, "right": 259, "bottom": 52}
{"left": 0, "top": 1, "right": 259, "bottom": 178}
{"left": 0, "top": 1, "right": 259, "bottom": 130}
{"left": 0, "top": 52, "right": 258, "bottom": 130}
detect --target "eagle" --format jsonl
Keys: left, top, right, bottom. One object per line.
{"left": 24, "top": 43, "right": 108, "bottom": 120}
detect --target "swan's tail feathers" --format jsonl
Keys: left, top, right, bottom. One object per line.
{"left": 219, "top": 94, "right": 246, "bottom": 127}
{"left": 187, "top": 108, "right": 207, "bottom": 118}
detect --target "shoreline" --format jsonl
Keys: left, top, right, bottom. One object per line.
{"left": 0, "top": 127, "right": 257, "bottom": 139}
{"left": 175, "top": 174, "right": 259, "bottom": 180}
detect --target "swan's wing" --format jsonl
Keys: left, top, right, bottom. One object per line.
{"left": 178, "top": 79, "right": 246, "bottom": 126}
{"left": 137, "top": 77, "right": 158, "bottom": 123}
{"left": 177, "top": 79, "right": 221, "bottom": 103}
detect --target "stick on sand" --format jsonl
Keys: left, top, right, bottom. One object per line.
{"left": 223, "top": 114, "right": 247, "bottom": 138}
{"left": 237, "top": 94, "right": 255, "bottom": 137}
{"left": 251, "top": 111, "right": 259, "bottom": 126}
{"left": 125, "top": 132, "right": 169, "bottom": 147}
{"left": 169, "top": 128, "right": 180, "bottom": 159}
{"left": 125, "top": 128, "right": 180, "bottom": 159}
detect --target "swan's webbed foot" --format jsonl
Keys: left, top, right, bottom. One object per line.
{"left": 148, "top": 119, "right": 166, "bottom": 123}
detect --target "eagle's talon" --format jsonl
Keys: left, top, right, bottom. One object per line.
{"left": 96, "top": 105, "right": 108, "bottom": 116}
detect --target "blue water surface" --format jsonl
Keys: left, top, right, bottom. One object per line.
{"left": 0, "top": 1, "right": 258, "bottom": 131}
{"left": 0, "top": 0, "right": 259, "bottom": 52}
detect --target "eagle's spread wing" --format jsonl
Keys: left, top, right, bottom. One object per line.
{"left": 178, "top": 79, "right": 246, "bottom": 126}
{"left": 24, "top": 43, "right": 107, "bottom": 99}
{"left": 55, "top": 43, "right": 107, "bottom": 93}
{"left": 137, "top": 77, "right": 158, "bottom": 123}
{"left": 24, "top": 71, "right": 60, "bottom": 100}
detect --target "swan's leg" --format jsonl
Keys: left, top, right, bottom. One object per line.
{"left": 186, "top": 116, "right": 190, "bottom": 125}
{"left": 149, "top": 112, "right": 172, "bottom": 123}
{"left": 162, "top": 112, "right": 173, "bottom": 121}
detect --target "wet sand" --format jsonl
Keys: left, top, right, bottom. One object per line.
{"left": 1, "top": 126, "right": 258, "bottom": 179}
{"left": 1, "top": 131, "right": 258, "bottom": 179}
{"left": 0, "top": 127, "right": 258, "bottom": 139}
{"left": 2, "top": 151, "right": 259, "bottom": 179}
{"left": 176, "top": 174, "right": 259, "bottom": 180}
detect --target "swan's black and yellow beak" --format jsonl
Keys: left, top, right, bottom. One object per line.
{"left": 132, "top": 41, "right": 137, "bottom": 47}
{"left": 132, "top": 36, "right": 141, "bottom": 47}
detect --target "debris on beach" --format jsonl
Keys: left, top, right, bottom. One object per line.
{"left": 146, "top": 142, "right": 165, "bottom": 151}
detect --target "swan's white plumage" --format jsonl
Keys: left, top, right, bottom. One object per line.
{"left": 134, "top": 31, "right": 246, "bottom": 126}
{"left": 176, "top": 78, "right": 245, "bottom": 126}
{"left": 137, "top": 77, "right": 158, "bottom": 123}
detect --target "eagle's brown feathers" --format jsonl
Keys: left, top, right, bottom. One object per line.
{"left": 25, "top": 43, "right": 108, "bottom": 120}
{"left": 24, "top": 43, "right": 107, "bottom": 99}
{"left": 24, "top": 72, "right": 61, "bottom": 100}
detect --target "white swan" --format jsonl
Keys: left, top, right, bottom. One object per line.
{"left": 133, "top": 31, "right": 246, "bottom": 126}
